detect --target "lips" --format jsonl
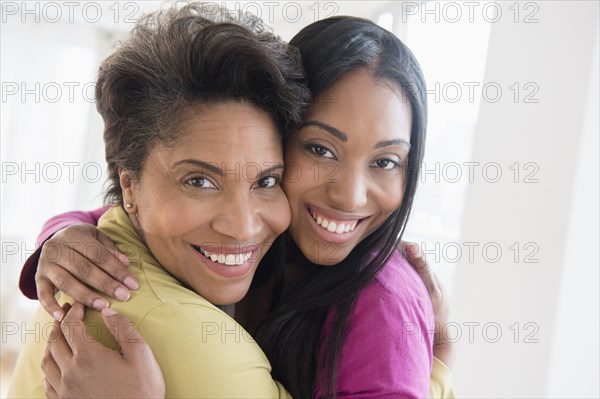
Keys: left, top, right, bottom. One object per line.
{"left": 191, "top": 244, "right": 259, "bottom": 279}
{"left": 307, "top": 206, "right": 364, "bottom": 235}
{"left": 192, "top": 244, "right": 258, "bottom": 266}
{"left": 302, "top": 205, "right": 370, "bottom": 247}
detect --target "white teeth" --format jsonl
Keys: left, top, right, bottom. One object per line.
{"left": 309, "top": 209, "right": 358, "bottom": 235}
{"left": 198, "top": 247, "right": 252, "bottom": 266}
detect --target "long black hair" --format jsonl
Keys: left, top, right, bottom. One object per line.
{"left": 255, "top": 16, "right": 428, "bottom": 398}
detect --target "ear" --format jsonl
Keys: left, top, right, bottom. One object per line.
{"left": 119, "top": 168, "right": 138, "bottom": 214}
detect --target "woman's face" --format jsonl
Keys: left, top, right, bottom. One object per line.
{"left": 124, "top": 102, "right": 290, "bottom": 305}
{"left": 284, "top": 68, "right": 412, "bottom": 265}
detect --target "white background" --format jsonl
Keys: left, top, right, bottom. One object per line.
{"left": 1, "top": 1, "right": 599, "bottom": 397}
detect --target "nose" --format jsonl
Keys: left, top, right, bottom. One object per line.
{"left": 326, "top": 167, "right": 368, "bottom": 212}
{"left": 210, "top": 193, "right": 264, "bottom": 242}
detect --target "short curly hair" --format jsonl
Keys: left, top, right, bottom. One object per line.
{"left": 97, "top": 2, "right": 309, "bottom": 204}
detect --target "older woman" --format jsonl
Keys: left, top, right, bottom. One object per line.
{"left": 7, "top": 3, "right": 309, "bottom": 398}
{"left": 17, "top": 7, "right": 456, "bottom": 399}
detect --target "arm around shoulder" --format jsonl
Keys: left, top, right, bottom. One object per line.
{"left": 19, "top": 207, "right": 110, "bottom": 299}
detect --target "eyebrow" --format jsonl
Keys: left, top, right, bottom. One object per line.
{"left": 257, "top": 164, "right": 285, "bottom": 179}
{"left": 301, "top": 121, "right": 348, "bottom": 142}
{"left": 173, "top": 159, "right": 223, "bottom": 175}
{"left": 173, "top": 159, "right": 285, "bottom": 179}
{"left": 374, "top": 139, "right": 411, "bottom": 150}
{"left": 301, "top": 121, "right": 411, "bottom": 150}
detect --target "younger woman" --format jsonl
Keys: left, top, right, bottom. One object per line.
{"left": 21, "top": 11, "right": 455, "bottom": 399}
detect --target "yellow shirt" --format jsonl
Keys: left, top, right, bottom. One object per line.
{"left": 8, "top": 205, "right": 454, "bottom": 398}
{"left": 9, "top": 205, "right": 290, "bottom": 398}
{"left": 431, "top": 357, "right": 456, "bottom": 398}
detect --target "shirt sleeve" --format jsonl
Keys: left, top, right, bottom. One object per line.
{"left": 430, "top": 357, "right": 455, "bottom": 399}
{"left": 19, "top": 206, "right": 110, "bottom": 299}
{"left": 327, "top": 282, "right": 434, "bottom": 399}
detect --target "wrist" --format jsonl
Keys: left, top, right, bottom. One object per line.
{"left": 433, "top": 340, "right": 456, "bottom": 370}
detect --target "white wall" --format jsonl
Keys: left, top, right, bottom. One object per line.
{"left": 546, "top": 20, "right": 600, "bottom": 398}
{"left": 452, "top": 1, "right": 600, "bottom": 397}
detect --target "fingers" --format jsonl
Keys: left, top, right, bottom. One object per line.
{"left": 43, "top": 311, "right": 68, "bottom": 399}
{"left": 39, "top": 225, "right": 137, "bottom": 305}
{"left": 42, "top": 242, "right": 132, "bottom": 304}
{"left": 43, "top": 378, "right": 59, "bottom": 399}
{"left": 89, "top": 229, "right": 138, "bottom": 291}
{"left": 60, "top": 302, "right": 86, "bottom": 354}
{"left": 36, "top": 276, "right": 64, "bottom": 321}
{"left": 101, "top": 308, "right": 146, "bottom": 360}
{"left": 95, "top": 229, "right": 131, "bottom": 267}
{"left": 47, "top": 317, "right": 73, "bottom": 368}
{"left": 41, "top": 340, "right": 62, "bottom": 392}
{"left": 401, "top": 241, "right": 440, "bottom": 296}
{"left": 401, "top": 241, "right": 429, "bottom": 271}
{"left": 38, "top": 265, "right": 111, "bottom": 311}
{"left": 401, "top": 241, "right": 431, "bottom": 275}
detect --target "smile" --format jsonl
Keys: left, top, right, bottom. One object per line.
{"left": 307, "top": 206, "right": 366, "bottom": 235}
{"left": 193, "top": 245, "right": 253, "bottom": 266}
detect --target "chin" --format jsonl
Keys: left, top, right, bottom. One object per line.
{"left": 299, "top": 242, "right": 351, "bottom": 267}
{"left": 201, "top": 283, "right": 250, "bottom": 306}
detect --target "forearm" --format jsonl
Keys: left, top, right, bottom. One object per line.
{"left": 19, "top": 207, "right": 109, "bottom": 299}
{"left": 433, "top": 341, "right": 456, "bottom": 370}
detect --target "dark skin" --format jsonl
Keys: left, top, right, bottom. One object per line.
{"left": 40, "top": 232, "right": 453, "bottom": 399}
{"left": 39, "top": 72, "right": 455, "bottom": 397}
{"left": 38, "top": 225, "right": 454, "bottom": 360}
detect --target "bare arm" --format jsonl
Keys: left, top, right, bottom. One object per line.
{"left": 21, "top": 208, "right": 139, "bottom": 321}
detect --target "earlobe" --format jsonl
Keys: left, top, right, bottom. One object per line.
{"left": 119, "top": 169, "right": 137, "bottom": 213}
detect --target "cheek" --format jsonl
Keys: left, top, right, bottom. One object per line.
{"left": 371, "top": 178, "right": 405, "bottom": 222}
{"left": 136, "top": 187, "right": 201, "bottom": 237}
{"left": 283, "top": 157, "right": 317, "bottom": 209}
{"left": 263, "top": 193, "right": 291, "bottom": 236}
{"left": 381, "top": 184, "right": 404, "bottom": 212}
{"left": 283, "top": 143, "right": 306, "bottom": 198}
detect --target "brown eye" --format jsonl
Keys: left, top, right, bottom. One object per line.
{"left": 372, "top": 158, "right": 400, "bottom": 170}
{"left": 186, "top": 176, "right": 216, "bottom": 189}
{"left": 306, "top": 144, "right": 336, "bottom": 159}
{"left": 256, "top": 176, "right": 279, "bottom": 188}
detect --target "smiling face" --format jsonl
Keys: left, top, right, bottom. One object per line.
{"left": 122, "top": 102, "right": 290, "bottom": 305}
{"left": 283, "top": 68, "right": 412, "bottom": 265}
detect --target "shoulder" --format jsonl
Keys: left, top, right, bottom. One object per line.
{"left": 328, "top": 250, "right": 434, "bottom": 398}
{"left": 346, "top": 249, "right": 435, "bottom": 360}
{"left": 354, "top": 249, "right": 433, "bottom": 322}
{"left": 109, "top": 301, "right": 284, "bottom": 398}
{"left": 138, "top": 302, "right": 285, "bottom": 398}
{"left": 108, "top": 268, "right": 249, "bottom": 349}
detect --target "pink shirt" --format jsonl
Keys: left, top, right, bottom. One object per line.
{"left": 315, "top": 250, "right": 434, "bottom": 398}
{"left": 20, "top": 208, "right": 434, "bottom": 397}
